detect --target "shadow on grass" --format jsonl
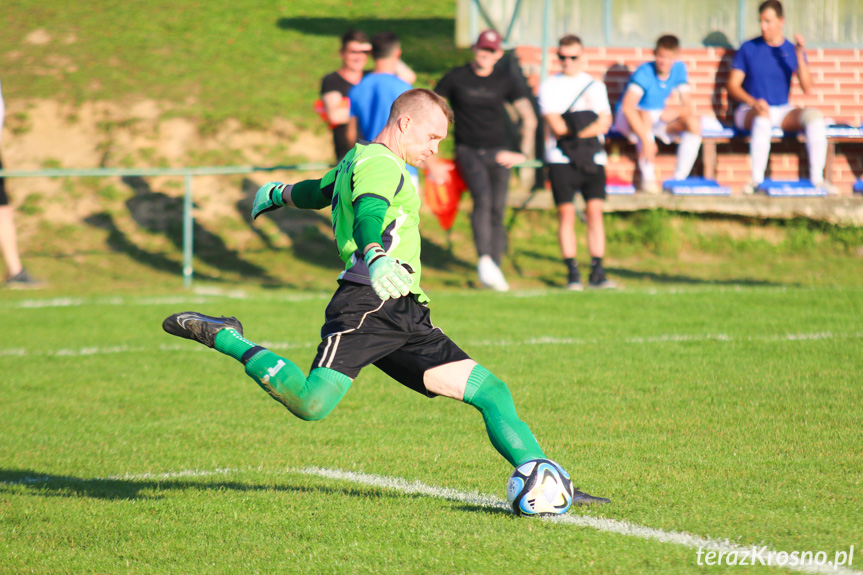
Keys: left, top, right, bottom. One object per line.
{"left": 84, "top": 177, "right": 277, "bottom": 284}
{"left": 275, "top": 17, "right": 467, "bottom": 74}
{"left": 0, "top": 469, "right": 489, "bottom": 511}
{"left": 454, "top": 503, "right": 512, "bottom": 517}
{"left": 419, "top": 236, "right": 475, "bottom": 272}
{"left": 238, "top": 178, "right": 344, "bottom": 272}
{"left": 605, "top": 267, "right": 786, "bottom": 287}
{"left": 512, "top": 249, "right": 786, "bottom": 287}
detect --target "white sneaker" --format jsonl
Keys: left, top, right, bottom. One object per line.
{"left": 741, "top": 182, "right": 758, "bottom": 195}
{"left": 814, "top": 181, "right": 839, "bottom": 196}
{"left": 478, "top": 255, "right": 509, "bottom": 292}
{"left": 640, "top": 180, "right": 661, "bottom": 194}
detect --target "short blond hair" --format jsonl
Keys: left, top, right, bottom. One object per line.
{"left": 388, "top": 89, "right": 454, "bottom": 126}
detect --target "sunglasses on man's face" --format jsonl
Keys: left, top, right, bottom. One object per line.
{"left": 558, "top": 53, "right": 580, "bottom": 61}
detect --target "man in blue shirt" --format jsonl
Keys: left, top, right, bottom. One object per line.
{"left": 347, "top": 31, "right": 418, "bottom": 187}
{"left": 728, "top": 0, "right": 829, "bottom": 192}
{"left": 612, "top": 35, "right": 702, "bottom": 193}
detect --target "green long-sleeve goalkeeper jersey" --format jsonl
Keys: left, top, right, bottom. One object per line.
{"left": 307, "top": 143, "right": 427, "bottom": 303}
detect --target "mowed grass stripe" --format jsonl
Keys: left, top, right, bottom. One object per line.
{"left": 3, "top": 330, "right": 861, "bottom": 358}
{"left": 6, "top": 466, "right": 861, "bottom": 575}
{"left": 2, "top": 286, "right": 859, "bottom": 573}
{"left": 4, "top": 284, "right": 857, "bottom": 310}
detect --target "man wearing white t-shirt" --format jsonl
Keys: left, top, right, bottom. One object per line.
{"left": 538, "top": 35, "right": 615, "bottom": 290}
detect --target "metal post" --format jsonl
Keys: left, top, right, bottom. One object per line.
{"left": 469, "top": 0, "right": 479, "bottom": 43}
{"left": 183, "top": 173, "right": 194, "bottom": 288}
{"left": 540, "top": 0, "right": 551, "bottom": 85}
{"left": 738, "top": 0, "right": 747, "bottom": 45}
{"left": 504, "top": 0, "right": 523, "bottom": 44}
{"left": 604, "top": 0, "right": 612, "bottom": 46}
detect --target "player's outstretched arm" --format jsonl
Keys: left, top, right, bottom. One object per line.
{"left": 252, "top": 178, "right": 333, "bottom": 220}
{"left": 252, "top": 182, "right": 292, "bottom": 219}
{"left": 794, "top": 34, "right": 813, "bottom": 95}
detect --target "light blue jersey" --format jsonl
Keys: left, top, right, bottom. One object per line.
{"left": 616, "top": 61, "right": 689, "bottom": 113}
{"left": 348, "top": 73, "right": 418, "bottom": 179}
{"left": 349, "top": 73, "right": 411, "bottom": 142}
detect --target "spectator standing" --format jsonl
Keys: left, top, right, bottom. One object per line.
{"left": 433, "top": 29, "right": 536, "bottom": 292}
{"left": 727, "top": 0, "right": 830, "bottom": 193}
{"left": 347, "top": 31, "right": 418, "bottom": 186}
{"left": 319, "top": 30, "right": 372, "bottom": 162}
{"left": 611, "top": 34, "right": 702, "bottom": 193}
{"left": 347, "top": 32, "right": 415, "bottom": 144}
{"left": 0, "top": 80, "right": 42, "bottom": 288}
{"left": 538, "top": 35, "right": 616, "bottom": 290}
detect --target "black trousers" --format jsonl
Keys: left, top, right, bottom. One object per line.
{"left": 455, "top": 145, "right": 511, "bottom": 265}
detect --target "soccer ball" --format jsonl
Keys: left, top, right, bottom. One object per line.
{"left": 506, "top": 458, "right": 574, "bottom": 516}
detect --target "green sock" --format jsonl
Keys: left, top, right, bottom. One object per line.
{"left": 214, "top": 328, "right": 256, "bottom": 360}
{"left": 214, "top": 328, "right": 352, "bottom": 421}
{"left": 463, "top": 365, "right": 546, "bottom": 467}
{"left": 245, "top": 351, "right": 352, "bottom": 421}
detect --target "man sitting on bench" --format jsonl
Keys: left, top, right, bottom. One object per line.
{"left": 611, "top": 34, "right": 702, "bottom": 194}
{"left": 727, "top": 0, "right": 831, "bottom": 194}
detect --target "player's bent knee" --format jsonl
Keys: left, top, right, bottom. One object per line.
{"left": 292, "top": 367, "right": 353, "bottom": 422}
{"left": 291, "top": 397, "right": 335, "bottom": 422}
{"left": 687, "top": 121, "right": 702, "bottom": 137}
{"left": 801, "top": 108, "right": 823, "bottom": 127}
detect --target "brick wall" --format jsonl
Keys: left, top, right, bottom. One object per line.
{"left": 515, "top": 46, "right": 863, "bottom": 194}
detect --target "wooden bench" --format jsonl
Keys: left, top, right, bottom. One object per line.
{"left": 514, "top": 45, "right": 863, "bottom": 193}
{"left": 700, "top": 132, "right": 863, "bottom": 185}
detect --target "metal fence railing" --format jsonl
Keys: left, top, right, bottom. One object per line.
{"left": 0, "top": 163, "right": 333, "bottom": 287}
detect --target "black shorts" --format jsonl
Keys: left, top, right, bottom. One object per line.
{"left": 311, "top": 282, "right": 471, "bottom": 397}
{"left": 548, "top": 163, "right": 606, "bottom": 205}
{"left": 0, "top": 153, "right": 7, "bottom": 206}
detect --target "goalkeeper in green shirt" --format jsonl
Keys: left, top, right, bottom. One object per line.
{"left": 162, "top": 89, "right": 608, "bottom": 510}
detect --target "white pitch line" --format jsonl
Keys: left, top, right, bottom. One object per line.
{"left": 5, "top": 466, "right": 858, "bottom": 574}
{"left": 0, "top": 293, "right": 331, "bottom": 310}
{"left": 297, "top": 467, "right": 860, "bottom": 575}
{"left": 6, "top": 284, "right": 860, "bottom": 310}
{"left": 2, "top": 331, "right": 860, "bottom": 359}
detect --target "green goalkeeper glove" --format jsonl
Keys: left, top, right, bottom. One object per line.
{"left": 252, "top": 182, "right": 291, "bottom": 220}
{"left": 364, "top": 245, "right": 413, "bottom": 301}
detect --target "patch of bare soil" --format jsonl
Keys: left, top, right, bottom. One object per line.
{"left": 2, "top": 98, "right": 332, "bottom": 238}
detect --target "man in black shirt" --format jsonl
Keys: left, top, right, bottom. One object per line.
{"left": 433, "top": 29, "right": 536, "bottom": 292}
{"left": 319, "top": 30, "right": 371, "bottom": 162}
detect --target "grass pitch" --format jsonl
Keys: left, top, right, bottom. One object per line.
{"left": 2, "top": 285, "right": 861, "bottom": 574}
{"left": 4, "top": 1, "right": 862, "bottom": 571}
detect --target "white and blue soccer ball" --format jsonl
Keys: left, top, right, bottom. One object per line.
{"left": 506, "top": 458, "right": 574, "bottom": 516}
